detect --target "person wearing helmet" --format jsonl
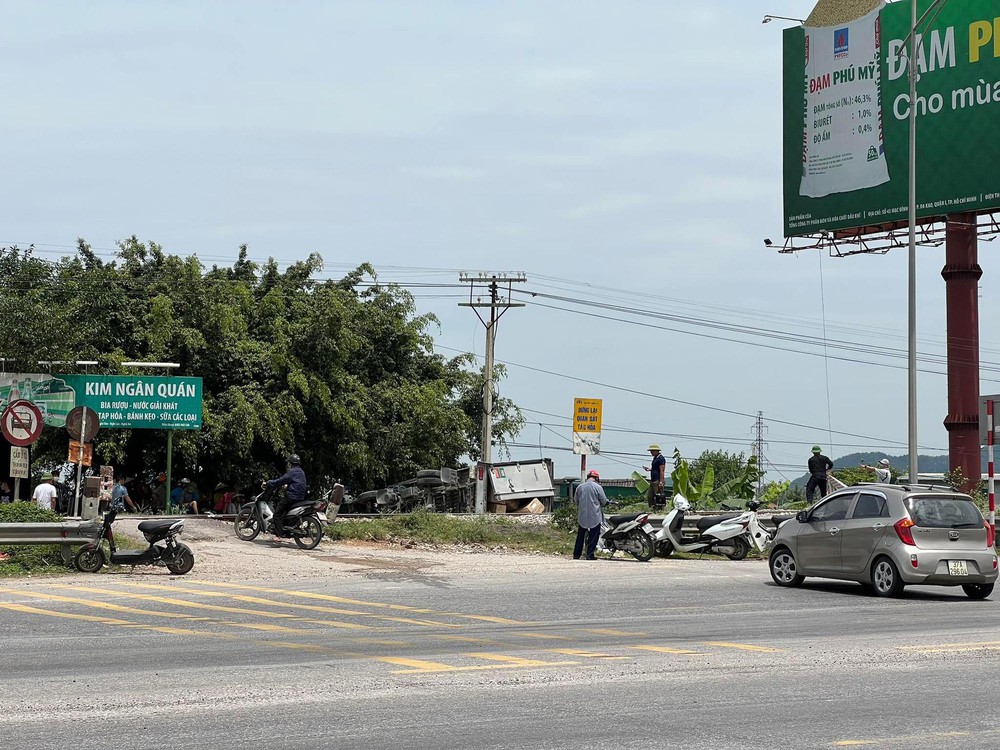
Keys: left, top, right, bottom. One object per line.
{"left": 267, "top": 454, "right": 308, "bottom": 537}
{"left": 806, "top": 445, "right": 834, "bottom": 502}
{"left": 573, "top": 469, "right": 609, "bottom": 560}
{"left": 861, "top": 458, "right": 892, "bottom": 483}
{"left": 643, "top": 444, "right": 667, "bottom": 509}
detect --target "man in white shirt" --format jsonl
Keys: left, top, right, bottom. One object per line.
{"left": 32, "top": 473, "right": 58, "bottom": 512}
{"left": 861, "top": 458, "right": 892, "bottom": 483}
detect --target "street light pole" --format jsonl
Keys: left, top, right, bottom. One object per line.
{"left": 907, "top": 0, "right": 918, "bottom": 483}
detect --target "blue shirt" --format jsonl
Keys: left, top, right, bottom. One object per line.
{"left": 268, "top": 466, "right": 307, "bottom": 501}
{"left": 650, "top": 453, "right": 666, "bottom": 483}
{"left": 111, "top": 483, "right": 128, "bottom": 510}
{"left": 575, "top": 479, "right": 609, "bottom": 529}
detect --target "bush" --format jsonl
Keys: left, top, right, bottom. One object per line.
{"left": 0, "top": 501, "right": 69, "bottom": 576}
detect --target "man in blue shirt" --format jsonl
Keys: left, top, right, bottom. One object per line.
{"left": 111, "top": 476, "right": 138, "bottom": 513}
{"left": 644, "top": 444, "right": 667, "bottom": 509}
{"left": 267, "top": 454, "right": 308, "bottom": 536}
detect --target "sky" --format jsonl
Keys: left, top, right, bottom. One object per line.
{"left": 2, "top": 1, "right": 994, "bottom": 486}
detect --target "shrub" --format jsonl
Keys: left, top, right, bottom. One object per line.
{"left": 0, "top": 501, "right": 69, "bottom": 576}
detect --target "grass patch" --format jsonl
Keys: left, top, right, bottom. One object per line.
{"left": 328, "top": 511, "right": 575, "bottom": 555}
{"left": 0, "top": 501, "right": 73, "bottom": 577}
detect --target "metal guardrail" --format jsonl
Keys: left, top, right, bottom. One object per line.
{"left": 0, "top": 521, "right": 101, "bottom": 547}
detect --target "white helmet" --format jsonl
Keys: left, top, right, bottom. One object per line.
{"left": 673, "top": 494, "right": 691, "bottom": 512}
{"left": 878, "top": 458, "right": 890, "bottom": 467}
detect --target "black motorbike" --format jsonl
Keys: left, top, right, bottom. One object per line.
{"left": 74, "top": 508, "right": 195, "bottom": 575}
{"left": 234, "top": 485, "right": 333, "bottom": 550}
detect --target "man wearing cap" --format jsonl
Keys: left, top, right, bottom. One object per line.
{"left": 643, "top": 444, "right": 667, "bottom": 509}
{"left": 32, "top": 473, "right": 58, "bottom": 512}
{"left": 861, "top": 458, "right": 892, "bottom": 484}
{"left": 574, "top": 469, "right": 609, "bottom": 560}
{"left": 806, "top": 445, "right": 834, "bottom": 503}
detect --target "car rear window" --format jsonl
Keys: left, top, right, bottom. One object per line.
{"left": 904, "top": 496, "right": 983, "bottom": 528}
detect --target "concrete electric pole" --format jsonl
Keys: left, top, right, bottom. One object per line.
{"left": 459, "top": 272, "right": 526, "bottom": 514}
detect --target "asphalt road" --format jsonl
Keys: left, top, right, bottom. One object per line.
{"left": 1, "top": 553, "right": 999, "bottom": 750}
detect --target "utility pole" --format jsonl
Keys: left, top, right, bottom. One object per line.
{"left": 459, "top": 272, "right": 526, "bottom": 514}
{"left": 751, "top": 411, "right": 768, "bottom": 499}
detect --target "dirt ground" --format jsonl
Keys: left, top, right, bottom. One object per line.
{"left": 110, "top": 516, "right": 576, "bottom": 584}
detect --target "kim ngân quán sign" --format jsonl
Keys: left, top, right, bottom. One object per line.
{"left": 782, "top": 0, "right": 1000, "bottom": 236}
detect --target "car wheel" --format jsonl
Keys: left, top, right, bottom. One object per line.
{"left": 871, "top": 556, "right": 905, "bottom": 597}
{"left": 962, "top": 583, "right": 994, "bottom": 600}
{"left": 769, "top": 547, "right": 804, "bottom": 587}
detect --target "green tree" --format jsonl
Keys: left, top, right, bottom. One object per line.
{"left": 0, "top": 241, "right": 524, "bottom": 495}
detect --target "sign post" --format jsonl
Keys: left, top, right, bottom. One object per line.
{"left": 66, "top": 407, "right": 100, "bottom": 518}
{"left": 572, "top": 398, "right": 603, "bottom": 479}
{"left": 9, "top": 446, "right": 29, "bottom": 500}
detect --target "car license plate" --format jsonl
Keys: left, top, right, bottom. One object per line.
{"left": 642, "top": 523, "right": 654, "bottom": 534}
{"left": 948, "top": 560, "right": 968, "bottom": 576}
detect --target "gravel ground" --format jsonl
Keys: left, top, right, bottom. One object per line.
{"left": 103, "top": 515, "right": 577, "bottom": 583}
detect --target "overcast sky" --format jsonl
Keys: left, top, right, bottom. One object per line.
{"left": 3, "top": 1, "right": 991, "bottom": 484}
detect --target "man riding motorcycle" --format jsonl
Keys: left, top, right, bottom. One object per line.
{"left": 265, "top": 454, "right": 308, "bottom": 537}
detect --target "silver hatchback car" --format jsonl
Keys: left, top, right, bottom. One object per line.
{"left": 769, "top": 484, "right": 998, "bottom": 598}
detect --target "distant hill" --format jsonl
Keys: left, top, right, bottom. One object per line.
{"left": 790, "top": 451, "right": 956, "bottom": 487}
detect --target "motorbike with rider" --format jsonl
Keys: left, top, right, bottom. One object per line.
{"left": 266, "top": 454, "right": 308, "bottom": 538}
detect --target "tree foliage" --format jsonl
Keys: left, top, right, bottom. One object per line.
{"left": 0, "top": 240, "right": 523, "bottom": 493}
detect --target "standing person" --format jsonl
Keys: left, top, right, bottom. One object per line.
{"left": 574, "top": 469, "right": 609, "bottom": 560}
{"left": 643, "top": 444, "right": 667, "bottom": 509}
{"left": 110, "top": 475, "right": 138, "bottom": 513}
{"left": 861, "top": 458, "right": 892, "bottom": 483}
{"left": 806, "top": 445, "right": 834, "bottom": 503}
{"left": 32, "top": 473, "right": 58, "bottom": 512}
{"left": 151, "top": 473, "right": 167, "bottom": 515}
{"left": 0, "top": 480, "right": 12, "bottom": 503}
{"left": 267, "top": 454, "right": 307, "bottom": 537}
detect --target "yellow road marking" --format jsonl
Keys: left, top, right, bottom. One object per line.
{"left": 0, "top": 587, "right": 201, "bottom": 621}
{"left": 109, "top": 582, "right": 458, "bottom": 628}
{"left": 519, "top": 632, "right": 572, "bottom": 640}
{"left": 629, "top": 645, "right": 706, "bottom": 656}
{"left": 833, "top": 731, "right": 973, "bottom": 746}
{"left": 584, "top": 628, "right": 647, "bottom": 637}
{"left": 378, "top": 657, "right": 460, "bottom": 672}
{"left": 381, "top": 654, "right": 579, "bottom": 674}
{"left": 901, "top": 641, "right": 1000, "bottom": 653}
{"left": 180, "top": 580, "right": 528, "bottom": 624}
{"left": 47, "top": 585, "right": 371, "bottom": 631}
{"left": 0, "top": 602, "right": 133, "bottom": 626}
{"left": 430, "top": 635, "right": 500, "bottom": 645}
{"left": 545, "top": 648, "right": 629, "bottom": 660}
{"left": 0, "top": 601, "right": 366, "bottom": 657}
{"left": 467, "top": 652, "right": 561, "bottom": 667}
{"left": 701, "top": 641, "right": 785, "bottom": 653}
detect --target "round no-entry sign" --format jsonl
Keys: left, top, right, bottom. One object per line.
{"left": 1, "top": 399, "right": 44, "bottom": 447}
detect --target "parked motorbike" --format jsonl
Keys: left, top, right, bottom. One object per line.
{"left": 74, "top": 508, "right": 195, "bottom": 574}
{"left": 234, "top": 485, "right": 332, "bottom": 550}
{"left": 654, "top": 494, "right": 763, "bottom": 560}
{"left": 596, "top": 509, "right": 656, "bottom": 562}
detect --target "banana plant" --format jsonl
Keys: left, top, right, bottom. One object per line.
{"left": 671, "top": 448, "right": 760, "bottom": 508}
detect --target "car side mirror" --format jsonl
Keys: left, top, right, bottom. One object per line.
{"left": 795, "top": 510, "right": 809, "bottom": 523}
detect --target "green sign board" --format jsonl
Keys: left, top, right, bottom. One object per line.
{"left": 58, "top": 375, "right": 203, "bottom": 430}
{"left": 782, "top": 0, "right": 1000, "bottom": 236}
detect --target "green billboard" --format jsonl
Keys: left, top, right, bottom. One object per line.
{"left": 782, "top": 0, "right": 1000, "bottom": 236}
{"left": 58, "top": 375, "right": 203, "bottom": 430}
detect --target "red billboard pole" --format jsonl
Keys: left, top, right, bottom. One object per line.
{"left": 941, "top": 213, "right": 981, "bottom": 491}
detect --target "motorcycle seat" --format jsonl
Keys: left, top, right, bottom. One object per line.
{"left": 137, "top": 519, "right": 180, "bottom": 534}
{"left": 608, "top": 512, "right": 644, "bottom": 525}
{"left": 771, "top": 514, "right": 795, "bottom": 526}
{"left": 695, "top": 513, "right": 740, "bottom": 532}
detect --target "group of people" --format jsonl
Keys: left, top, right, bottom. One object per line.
{"left": 569, "top": 443, "right": 896, "bottom": 559}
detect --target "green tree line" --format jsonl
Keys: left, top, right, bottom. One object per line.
{"left": 0, "top": 239, "right": 523, "bottom": 494}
